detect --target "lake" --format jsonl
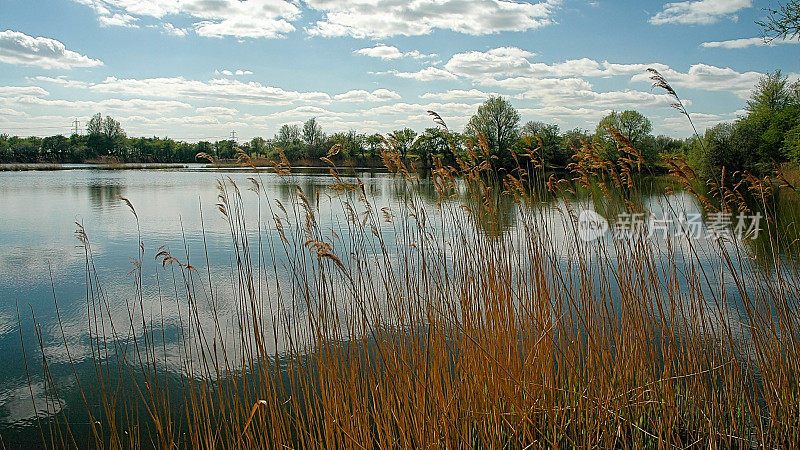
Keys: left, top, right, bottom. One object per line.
{"left": 0, "top": 166, "right": 793, "bottom": 445}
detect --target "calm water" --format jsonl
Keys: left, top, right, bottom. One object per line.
{"left": 0, "top": 166, "right": 788, "bottom": 443}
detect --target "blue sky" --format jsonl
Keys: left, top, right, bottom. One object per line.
{"left": 0, "top": 0, "right": 797, "bottom": 141}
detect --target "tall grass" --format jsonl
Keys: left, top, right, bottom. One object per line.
{"left": 20, "top": 114, "right": 800, "bottom": 448}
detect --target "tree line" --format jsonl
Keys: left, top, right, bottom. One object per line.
{"left": 1, "top": 71, "right": 798, "bottom": 177}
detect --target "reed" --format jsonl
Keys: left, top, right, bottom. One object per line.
{"left": 20, "top": 103, "right": 800, "bottom": 449}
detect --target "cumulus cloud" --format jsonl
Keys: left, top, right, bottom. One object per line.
{"left": 305, "top": 0, "right": 561, "bottom": 38}
{"left": 649, "top": 0, "right": 752, "bottom": 25}
{"left": 0, "top": 86, "right": 191, "bottom": 114}
{"left": 215, "top": 69, "right": 254, "bottom": 76}
{"left": 333, "top": 89, "right": 401, "bottom": 102}
{"left": 700, "top": 36, "right": 799, "bottom": 48}
{"left": 432, "top": 47, "right": 704, "bottom": 112}
{"left": 444, "top": 47, "right": 537, "bottom": 78}
{"left": 520, "top": 105, "right": 610, "bottom": 118}
{"left": 72, "top": 0, "right": 300, "bottom": 39}
{"left": 354, "top": 44, "right": 436, "bottom": 60}
{"left": 525, "top": 89, "right": 684, "bottom": 109}
{"left": 0, "top": 86, "right": 50, "bottom": 97}
{"left": 420, "top": 89, "right": 501, "bottom": 101}
{"left": 0, "top": 30, "right": 103, "bottom": 69}
{"left": 29, "top": 75, "right": 90, "bottom": 88}
{"left": 98, "top": 13, "right": 138, "bottom": 27}
{"left": 479, "top": 76, "right": 680, "bottom": 110}
{"left": 443, "top": 47, "right": 667, "bottom": 79}
{"left": 261, "top": 105, "right": 346, "bottom": 121}
{"left": 151, "top": 23, "right": 188, "bottom": 36}
{"left": 196, "top": 106, "right": 238, "bottom": 116}
{"left": 630, "top": 63, "right": 766, "bottom": 98}
{"left": 383, "top": 67, "right": 458, "bottom": 81}
{"left": 88, "top": 76, "right": 332, "bottom": 105}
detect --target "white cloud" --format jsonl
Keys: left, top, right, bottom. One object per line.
{"left": 98, "top": 13, "right": 138, "bottom": 27}
{"left": 89, "top": 76, "right": 332, "bottom": 105}
{"left": 444, "top": 47, "right": 667, "bottom": 79}
{"left": 444, "top": 47, "right": 537, "bottom": 78}
{"left": 261, "top": 105, "right": 345, "bottom": 121}
{"left": 385, "top": 67, "right": 458, "bottom": 81}
{"left": 630, "top": 63, "right": 765, "bottom": 98}
{"left": 72, "top": 0, "right": 300, "bottom": 39}
{"left": 442, "top": 47, "right": 764, "bottom": 105}
{"left": 334, "top": 89, "right": 401, "bottom": 102}
{"left": 0, "top": 30, "right": 103, "bottom": 69}
{"left": 29, "top": 76, "right": 91, "bottom": 88}
{"left": 196, "top": 106, "right": 238, "bottom": 116}
{"left": 433, "top": 47, "right": 692, "bottom": 112}
{"left": 0, "top": 86, "right": 50, "bottom": 97}
{"left": 154, "top": 23, "right": 188, "bottom": 36}
{"left": 482, "top": 76, "right": 593, "bottom": 91}
{"left": 0, "top": 86, "right": 191, "bottom": 115}
{"left": 520, "top": 105, "right": 610, "bottom": 118}
{"left": 420, "top": 89, "right": 501, "bottom": 101}
{"left": 660, "top": 111, "right": 745, "bottom": 134}
{"left": 215, "top": 69, "right": 254, "bottom": 76}
{"left": 700, "top": 36, "right": 800, "bottom": 48}
{"left": 354, "top": 44, "right": 435, "bottom": 60}
{"left": 305, "top": 0, "right": 561, "bottom": 38}
{"left": 649, "top": 0, "right": 752, "bottom": 25}
{"left": 528, "top": 89, "right": 684, "bottom": 109}
{"left": 479, "top": 76, "right": 681, "bottom": 110}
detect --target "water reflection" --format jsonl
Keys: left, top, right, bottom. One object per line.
{"left": 87, "top": 182, "right": 124, "bottom": 210}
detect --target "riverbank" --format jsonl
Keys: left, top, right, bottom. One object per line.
{"left": 0, "top": 163, "right": 189, "bottom": 171}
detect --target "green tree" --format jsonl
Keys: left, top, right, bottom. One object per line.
{"left": 0, "top": 134, "right": 10, "bottom": 162}
{"left": 41, "top": 135, "right": 69, "bottom": 160}
{"left": 302, "top": 118, "right": 323, "bottom": 147}
{"left": 520, "top": 121, "right": 568, "bottom": 168}
{"left": 757, "top": 0, "right": 800, "bottom": 42}
{"left": 413, "top": 127, "right": 451, "bottom": 167}
{"left": 784, "top": 122, "right": 800, "bottom": 161}
{"left": 85, "top": 113, "right": 126, "bottom": 157}
{"left": 747, "top": 70, "right": 799, "bottom": 113}
{"left": 596, "top": 110, "right": 653, "bottom": 163}
{"left": 365, "top": 134, "right": 383, "bottom": 159}
{"left": 87, "top": 113, "right": 103, "bottom": 135}
{"left": 275, "top": 124, "right": 303, "bottom": 159}
{"left": 597, "top": 110, "right": 652, "bottom": 146}
{"left": 692, "top": 123, "right": 744, "bottom": 178}
{"left": 214, "top": 139, "right": 236, "bottom": 159}
{"left": 388, "top": 128, "right": 417, "bottom": 160}
{"left": 466, "top": 96, "right": 520, "bottom": 165}
{"left": 250, "top": 137, "right": 266, "bottom": 156}
{"left": 329, "top": 130, "right": 365, "bottom": 159}
{"left": 727, "top": 71, "right": 800, "bottom": 169}
{"left": 561, "top": 128, "right": 591, "bottom": 155}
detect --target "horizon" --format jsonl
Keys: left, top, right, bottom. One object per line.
{"left": 1, "top": 0, "right": 798, "bottom": 142}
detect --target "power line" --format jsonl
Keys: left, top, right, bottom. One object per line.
{"left": 73, "top": 118, "right": 80, "bottom": 135}
{"left": 230, "top": 130, "right": 237, "bottom": 142}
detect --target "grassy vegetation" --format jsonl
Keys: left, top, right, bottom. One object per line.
{"left": 90, "top": 163, "right": 188, "bottom": 170}
{"left": 18, "top": 76, "right": 800, "bottom": 448}
{"left": 0, "top": 164, "right": 69, "bottom": 171}
{"left": 0, "top": 163, "right": 187, "bottom": 171}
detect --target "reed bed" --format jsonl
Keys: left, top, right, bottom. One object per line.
{"left": 19, "top": 116, "right": 800, "bottom": 447}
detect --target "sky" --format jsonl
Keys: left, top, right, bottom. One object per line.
{"left": 0, "top": 0, "right": 797, "bottom": 142}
